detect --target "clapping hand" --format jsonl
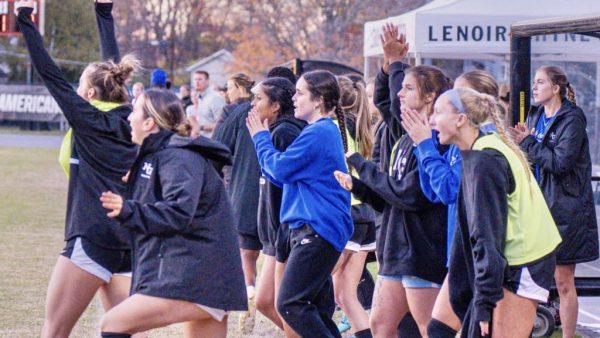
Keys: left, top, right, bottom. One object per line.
{"left": 380, "top": 23, "right": 409, "bottom": 64}
{"left": 246, "top": 109, "right": 268, "bottom": 138}
{"left": 508, "top": 122, "right": 532, "bottom": 144}
{"left": 14, "top": 0, "right": 35, "bottom": 13}
{"left": 401, "top": 108, "right": 431, "bottom": 144}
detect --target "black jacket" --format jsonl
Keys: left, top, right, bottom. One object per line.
{"left": 349, "top": 134, "right": 447, "bottom": 284}
{"left": 521, "top": 100, "right": 599, "bottom": 264}
{"left": 214, "top": 98, "right": 251, "bottom": 133}
{"left": 449, "top": 148, "right": 514, "bottom": 337}
{"left": 212, "top": 101, "right": 261, "bottom": 237}
{"left": 18, "top": 4, "right": 137, "bottom": 250}
{"left": 372, "top": 62, "right": 408, "bottom": 171}
{"left": 258, "top": 117, "right": 306, "bottom": 238}
{"left": 117, "top": 131, "right": 247, "bottom": 310}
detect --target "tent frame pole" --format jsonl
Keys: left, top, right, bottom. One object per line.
{"left": 510, "top": 36, "right": 531, "bottom": 125}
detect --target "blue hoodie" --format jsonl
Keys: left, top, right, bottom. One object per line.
{"left": 252, "top": 117, "right": 353, "bottom": 252}
{"left": 414, "top": 131, "right": 462, "bottom": 265}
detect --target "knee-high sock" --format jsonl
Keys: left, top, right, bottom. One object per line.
{"left": 427, "top": 318, "right": 458, "bottom": 338}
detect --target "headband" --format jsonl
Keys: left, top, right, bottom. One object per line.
{"left": 440, "top": 89, "right": 465, "bottom": 114}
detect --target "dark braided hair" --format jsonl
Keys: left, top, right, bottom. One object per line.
{"left": 302, "top": 70, "right": 348, "bottom": 153}
{"left": 260, "top": 77, "right": 296, "bottom": 118}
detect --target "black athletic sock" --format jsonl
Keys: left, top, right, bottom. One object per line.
{"left": 354, "top": 328, "right": 373, "bottom": 338}
{"left": 101, "top": 332, "right": 131, "bottom": 338}
{"left": 427, "top": 318, "right": 458, "bottom": 338}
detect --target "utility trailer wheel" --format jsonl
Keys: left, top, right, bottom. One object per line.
{"left": 532, "top": 305, "right": 556, "bottom": 337}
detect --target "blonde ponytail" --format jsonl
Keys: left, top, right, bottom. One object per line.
{"left": 338, "top": 75, "right": 373, "bottom": 158}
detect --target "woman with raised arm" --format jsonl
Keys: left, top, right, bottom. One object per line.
{"left": 100, "top": 89, "right": 246, "bottom": 338}
{"left": 15, "top": 1, "right": 141, "bottom": 337}
{"left": 510, "top": 66, "right": 599, "bottom": 338}
{"left": 335, "top": 65, "right": 452, "bottom": 338}
{"left": 400, "top": 69, "right": 501, "bottom": 337}
{"left": 432, "top": 88, "right": 561, "bottom": 337}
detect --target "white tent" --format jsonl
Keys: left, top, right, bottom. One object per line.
{"left": 364, "top": 0, "right": 600, "bottom": 64}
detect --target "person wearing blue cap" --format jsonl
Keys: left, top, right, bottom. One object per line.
{"left": 150, "top": 68, "right": 167, "bottom": 89}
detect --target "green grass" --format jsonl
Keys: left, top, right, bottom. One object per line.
{"left": 0, "top": 147, "right": 99, "bottom": 337}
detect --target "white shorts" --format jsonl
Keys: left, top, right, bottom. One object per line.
{"left": 196, "top": 304, "right": 228, "bottom": 321}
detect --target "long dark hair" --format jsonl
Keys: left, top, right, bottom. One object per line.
{"left": 301, "top": 70, "right": 348, "bottom": 153}
{"left": 406, "top": 65, "right": 453, "bottom": 116}
{"left": 260, "top": 77, "right": 295, "bottom": 119}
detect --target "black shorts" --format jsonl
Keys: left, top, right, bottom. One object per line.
{"left": 61, "top": 237, "right": 131, "bottom": 283}
{"left": 345, "top": 222, "right": 376, "bottom": 252}
{"left": 275, "top": 223, "right": 292, "bottom": 263}
{"left": 504, "top": 253, "right": 556, "bottom": 303}
{"left": 258, "top": 217, "right": 277, "bottom": 257}
{"left": 238, "top": 233, "right": 262, "bottom": 251}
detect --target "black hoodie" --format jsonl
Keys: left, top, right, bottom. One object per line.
{"left": 257, "top": 116, "right": 306, "bottom": 246}
{"left": 116, "top": 131, "right": 247, "bottom": 310}
{"left": 348, "top": 134, "right": 448, "bottom": 284}
{"left": 18, "top": 4, "right": 137, "bottom": 250}
{"left": 520, "top": 100, "right": 599, "bottom": 264}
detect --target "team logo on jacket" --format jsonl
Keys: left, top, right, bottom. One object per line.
{"left": 141, "top": 162, "right": 154, "bottom": 179}
{"left": 549, "top": 132, "right": 557, "bottom": 142}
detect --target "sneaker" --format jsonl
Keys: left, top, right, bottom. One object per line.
{"left": 239, "top": 286, "right": 256, "bottom": 335}
{"left": 337, "top": 314, "right": 352, "bottom": 333}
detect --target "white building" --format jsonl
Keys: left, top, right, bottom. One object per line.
{"left": 185, "top": 49, "right": 234, "bottom": 88}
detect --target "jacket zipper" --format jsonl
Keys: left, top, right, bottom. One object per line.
{"left": 157, "top": 242, "right": 165, "bottom": 279}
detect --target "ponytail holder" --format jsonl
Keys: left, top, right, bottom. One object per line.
{"left": 440, "top": 89, "right": 465, "bottom": 114}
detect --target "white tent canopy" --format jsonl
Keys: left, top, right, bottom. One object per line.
{"left": 364, "top": 0, "right": 600, "bottom": 62}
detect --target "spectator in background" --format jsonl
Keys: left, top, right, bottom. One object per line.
{"left": 150, "top": 68, "right": 167, "bottom": 89}
{"left": 179, "top": 84, "right": 193, "bottom": 110}
{"left": 186, "top": 70, "right": 226, "bottom": 138}
{"left": 216, "top": 85, "right": 229, "bottom": 103}
{"left": 216, "top": 73, "right": 254, "bottom": 129}
{"left": 213, "top": 73, "right": 255, "bottom": 198}
{"left": 131, "top": 82, "right": 144, "bottom": 105}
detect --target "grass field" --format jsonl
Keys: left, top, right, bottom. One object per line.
{"left": 0, "top": 145, "right": 577, "bottom": 337}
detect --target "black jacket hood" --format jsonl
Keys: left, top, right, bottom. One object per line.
{"left": 140, "top": 130, "right": 232, "bottom": 166}
{"left": 269, "top": 115, "right": 306, "bottom": 132}
{"left": 528, "top": 99, "right": 586, "bottom": 126}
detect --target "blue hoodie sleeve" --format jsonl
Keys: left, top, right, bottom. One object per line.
{"left": 414, "top": 137, "right": 461, "bottom": 205}
{"left": 252, "top": 129, "right": 319, "bottom": 184}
